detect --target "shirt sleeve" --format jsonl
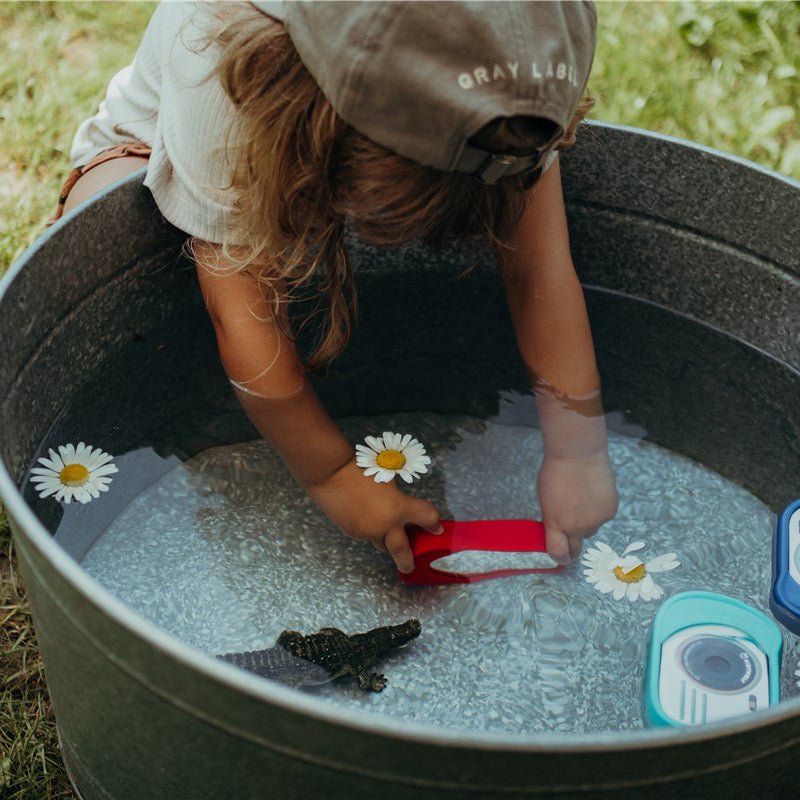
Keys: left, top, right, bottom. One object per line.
{"left": 70, "top": 5, "right": 163, "bottom": 166}
{"left": 69, "top": 2, "right": 243, "bottom": 244}
{"left": 142, "top": 2, "right": 243, "bottom": 243}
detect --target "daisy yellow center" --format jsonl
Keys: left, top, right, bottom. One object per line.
{"left": 376, "top": 449, "right": 406, "bottom": 470}
{"left": 613, "top": 563, "right": 646, "bottom": 583}
{"left": 59, "top": 463, "right": 90, "bottom": 487}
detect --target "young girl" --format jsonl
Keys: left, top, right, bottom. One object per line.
{"left": 54, "top": 1, "right": 618, "bottom": 573}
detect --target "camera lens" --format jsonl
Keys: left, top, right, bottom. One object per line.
{"left": 680, "top": 636, "right": 759, "bottom": 692}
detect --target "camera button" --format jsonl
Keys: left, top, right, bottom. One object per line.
{"left": 679, "top": 680, "right": 686, "bottom": 720}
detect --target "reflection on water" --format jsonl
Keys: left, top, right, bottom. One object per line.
{"left": 71, "top": 392, "right": 790, "bottom": 735}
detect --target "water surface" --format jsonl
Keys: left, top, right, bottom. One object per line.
{"left": 75, "top": 392, "right": 794, "bottom": 734}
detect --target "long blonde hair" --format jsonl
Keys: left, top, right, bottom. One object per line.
{"left": 192, "top": 3, "right": 594, "bottom": 370}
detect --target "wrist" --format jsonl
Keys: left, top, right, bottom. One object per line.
{"left": 531, "top": 371, "right": 603, "bottom": 416}
{"left": 535, "top": 382, "right": 609, "bottom": 459}
{"left": 300, "top": 451, "right": 357, "bottom": 491}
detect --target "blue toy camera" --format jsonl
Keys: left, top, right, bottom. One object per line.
{"left": 770, "top": 499, "right": 800, "bottom": 635}
{"left": 643, "top": 591, "right": 782, "bottom": 727}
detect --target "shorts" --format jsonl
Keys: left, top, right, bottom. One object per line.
{"left": 47, "top": 142, "right": 152, "bottom": 226}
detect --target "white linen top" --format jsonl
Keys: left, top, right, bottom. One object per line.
{"left": 71, "top": 1, "right": 558, "bottom": 245}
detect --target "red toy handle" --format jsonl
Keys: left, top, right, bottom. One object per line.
{"left": 399, "top": 519, "right": 564, "bottom": 585}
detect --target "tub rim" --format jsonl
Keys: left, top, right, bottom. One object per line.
{"left": 586, "top": 121, "right": 800, "bottom": 190}
{"left": 2, "top": 126, "right": 800, "bottom": 755}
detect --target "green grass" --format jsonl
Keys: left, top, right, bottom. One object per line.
{"left": 0, "top": 1, "right": 798, "bottom": 797}
{"left": 592, "top": 1, "right": 800, "bottom": 176}
{"left": 0, "top": 1, "right": 157, "bottom": 272}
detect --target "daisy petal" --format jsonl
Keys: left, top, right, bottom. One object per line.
{"left": 74, "top": 487, "right": 93, "bottom": 504}
{"left": 30, "top": 467, "right": 58, "bottom": 477}
{"left": 44, "top": 449, "right": 64, "bottom": 470}
{"left": 583, "top": 551, "right": 617, "bottom": 571}
{"left": 622, "top": 540, "right": 646, "bottom": 556}
{"left": 619, "top": 555, "right": 643, "bottom": 573}
{"left": 646, "top": 553, "right": 680, "bottom": 573}
{"left": 594, "top": 575, "right": 618, "bottom": 592}
{"left": 35, "top": 456, "right": 60, "bottom": 472}
{"left": 582, "top": 546, "right": 606, "bottom": 562}
{"left": 88, "top": 450, "right": 114, "bottom": 468}
{"left": 91, "top": 464, "right": 118, "bottom": 477}
{"left": 364, "top": 436, "right": 384, "bottom": 452}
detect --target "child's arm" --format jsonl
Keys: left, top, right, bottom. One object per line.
{"left": 497, "top": 158, "right": 619, "bottom": 564}
{"left": 193, "top": 241, "right": 441, "bottom": 572}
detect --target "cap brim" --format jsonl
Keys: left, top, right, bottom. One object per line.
{"left": 250, "top": 1, "right": 286, "bottom": 21}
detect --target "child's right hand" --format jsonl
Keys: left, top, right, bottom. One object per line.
{"left": 304, "top": 459, "right": 443, "bottom": 573}
{"left": 537, "top": 448, "right": 618, "bottom": 564}
{"left": 194, "top": 242, "right": 441, "bottom": 572}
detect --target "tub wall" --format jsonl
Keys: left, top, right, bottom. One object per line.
{"left": 15, "top": 519, "right": 800, "bottom": 799}
{"left": 563, "top": 124, "right": 800, "bottom": 368}
{"left": 2, "top": 123, "right": 800, "bottom": 799}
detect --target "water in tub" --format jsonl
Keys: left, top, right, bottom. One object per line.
{"left": 28, "top": 391, "right": 796, "bottom": 735}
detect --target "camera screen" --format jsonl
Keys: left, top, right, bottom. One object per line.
{"left": 680, "top": 636, "right": 758, "bottom": 692}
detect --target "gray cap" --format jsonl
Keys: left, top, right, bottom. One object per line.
{"left": 251, "top": 1, "right": 597, "bottom": 183}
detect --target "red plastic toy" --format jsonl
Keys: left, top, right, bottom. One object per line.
{"left": 399, "top": 519, "right": 564, "bottom": 585}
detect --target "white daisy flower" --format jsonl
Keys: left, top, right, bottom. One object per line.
{"left": 581, "top": 540, "right": 680, "bottom": 602}
{"left": 30, "top": 442, "right": 118, "bottom": 504}
{"left": 355, "top": 431, "right": 431, "bottom": 484}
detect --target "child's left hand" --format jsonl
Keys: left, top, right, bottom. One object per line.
{"left": 536, "top": 449, "right": 618, "bottom": 564}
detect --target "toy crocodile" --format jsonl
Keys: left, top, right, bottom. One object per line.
{"left": 217, "top": 619, "right": 421, "bottom": 692}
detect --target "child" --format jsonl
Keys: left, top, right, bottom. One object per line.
{"left": 55, "top": 1, "right": 618, "bottom": 573}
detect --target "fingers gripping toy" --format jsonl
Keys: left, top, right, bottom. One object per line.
{"left": 400, "top": 519, "right": 563, "bottom": 585}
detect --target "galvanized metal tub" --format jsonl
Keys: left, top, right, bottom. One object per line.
{"left": 1, "top": 122, "right": 799, "bottom": 799}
